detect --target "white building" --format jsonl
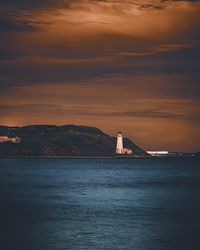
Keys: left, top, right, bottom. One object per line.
{"left": 147, "top": 151, "right": 169, "bottom": 156}
{"left": 0, "top": 136, "right": 21, "bottom": 144}
{"left": 116, "top": 132, "right": 133, "bottom": 155}
{"left": 0, "top": 136, "right": 9, "bottom": 142}
{"left": 116, "top": 132, "right": 123, "bottom": 154}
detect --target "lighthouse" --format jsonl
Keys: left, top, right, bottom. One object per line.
{"left": 116, "top": 131, "right": 124, "bottom": 154}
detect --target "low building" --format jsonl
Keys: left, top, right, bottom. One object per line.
{"left": 0, "top": 136, "right": 21, "bottom": 144}
{"left": 122, "top": 148, "right": 133, "bottom": 155}
{"left": 147, "top": 151, "right": 169, "bottom": 156}
{"left": 0, "top": 136, "right": 9, "bottom": 142}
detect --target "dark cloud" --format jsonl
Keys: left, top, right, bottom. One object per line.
{"left": 0, "top": 17, "right": 38, "bottom": 32}
{"left": 1, "top": 103, "right": 199, "bottom": 121}
{"left": 0, "top": 46, "right": 199, "bottom": 100}
{"left": 0, "top": 103, "right": 60, "bottom": 114}
{"left": 105, "top": 110, "right": 179, "bottom": 118}
{"left": 0, "top": 0, "right": 68, "bottom": 10}
{"left": 0, "top": 0, "right": 69, "bottom": 32}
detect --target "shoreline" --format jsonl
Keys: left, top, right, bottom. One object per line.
{"left": 0, "top": 155, "right": 197, "bottom": 160}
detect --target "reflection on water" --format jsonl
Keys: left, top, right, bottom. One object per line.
{"left": 0, "top": 158, "right": 200, "bottom": 250}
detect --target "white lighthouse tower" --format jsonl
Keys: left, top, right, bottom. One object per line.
{"left": 116, "top": 131, "right": 124, "bottom": 154}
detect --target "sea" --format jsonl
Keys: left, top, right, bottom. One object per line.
{"left": 0, "top": 157, "right": 200, "bottom": 250}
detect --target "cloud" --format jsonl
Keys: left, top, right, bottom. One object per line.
{"left": 0, "top": 103, "right": 60, "bottom": 114}
{"left": 0, "top": 46, "right": 199, "bottom": 99}
{"left": 1, "top": 99, "right": 199, "bottom": 121}
{"left": 1, "top": 0, "right": 200, "bottom": 58}
{"left": 0, "top": 0, "right": 200, "bottom": 151}
{"left": 109, "top": 110, "right": 179, "bottom": 118}
{"left": 0, "top": 55, "right": 115, "bottom": 65}
{"left": 1, "top": 0, "right": 200, "bottom": 36}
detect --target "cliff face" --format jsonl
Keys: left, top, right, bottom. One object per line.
{"left": 0, "top": 125, "right": 148, "bottom": 157}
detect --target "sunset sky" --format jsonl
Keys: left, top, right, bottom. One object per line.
{"left": 0, "top": 0, "right": 200, "bottom": 152}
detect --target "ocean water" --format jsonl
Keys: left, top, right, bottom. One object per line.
{"left": 0, "top": 157, "right": 200, "bottom": 250}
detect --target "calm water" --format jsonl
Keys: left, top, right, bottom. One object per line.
{"left": 0, "top": 157, "right": 200, "bottom": 250}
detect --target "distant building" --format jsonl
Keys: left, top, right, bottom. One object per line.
{"left": 116, "top": 132, "right": 133, "bottom": 155}
{"left": 0, "top": 136, "right": 9, "bottom": 142}
{"left": 122, "top": 148, "right": 133, "bottom": 155}
{"left": 0, "top": 136, "right": 21, "bottom": 144}
{"left": 147, "top": 151, "right": 169, "bottom": 156}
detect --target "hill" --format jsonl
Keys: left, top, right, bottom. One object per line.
{"left": 0, "top": 125, "right": 148, "bottom": 157}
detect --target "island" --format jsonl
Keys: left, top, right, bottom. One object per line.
{"left": 0, "top": 125, "right": 148, "bottom": 157}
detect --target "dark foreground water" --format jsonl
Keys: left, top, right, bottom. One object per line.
{"left": 0, "top": 158, "right": 200, "bottom": 250}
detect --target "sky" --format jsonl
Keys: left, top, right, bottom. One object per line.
{"left": 0, "top": 0, "right": 200, "bottom": 152}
